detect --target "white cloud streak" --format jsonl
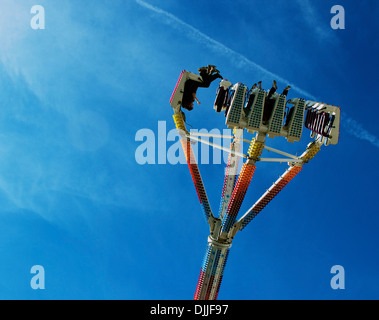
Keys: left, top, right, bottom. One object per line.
{"left": 136, "top": 0, "right": 379, "bottom": 150}
{"left": 343, "top": 115, "right": 379, "bottom": 149}
{"left": 135, "top": 0, "right": 317, "bottom": 100}
{"left": 295, "top": 0, "right": 336, "bottom": 43}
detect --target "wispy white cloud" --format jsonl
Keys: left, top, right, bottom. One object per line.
{"left": 136, "top": 0, "right": 317, "bottom": 100}
{"left": 136, "top": 0, "right": 379, "bottom": 150}
{"left": 342, "top": 115, "right": 379, "bottom": 149}
{"left": 0, "top": 1, "right": 159, "bottom": 222}
{"left": 295, "top": 0, "right": 336, "bottom": 43}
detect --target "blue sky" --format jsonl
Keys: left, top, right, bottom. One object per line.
{"left": 0, "top": 0, "right": 378, "bottom": 299}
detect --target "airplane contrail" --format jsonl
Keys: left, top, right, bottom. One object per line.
{"left": 343, "top": 116, "right": 379, "bottom": 149}
{"left": 136, "top": 0, "right": 379, "bottom": 149}
{"left": 135, "top": 0, "right": 316, "bottom": 99}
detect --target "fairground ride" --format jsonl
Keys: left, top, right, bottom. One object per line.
{"left": 169, "top": 65, "right": 340, "bottom": 300}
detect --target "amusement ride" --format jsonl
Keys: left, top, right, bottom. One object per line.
{"left": 169, "top": 65, "right": 340, "bottom": 300}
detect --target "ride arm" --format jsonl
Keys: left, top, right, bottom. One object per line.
{"left": 218, "top": 129, "right": 243, "bottom": 223}
{"left": 173, "top": 112, "right": 215, "bottom": 223}
{"left": 218, "top": 133, "right": 266, "bottom": 240}
{"left": 230, "top": 140, "right": 322, "bottom": 237}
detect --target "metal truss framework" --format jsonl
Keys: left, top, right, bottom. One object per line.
{"left": 174, "top": 113, "right": 322, "bottom": 299}
{"left": 170, "top": 69, "right": 340, "bottom": 300}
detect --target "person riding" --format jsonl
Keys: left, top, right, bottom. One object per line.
{"left": 262, "top": 80, "right": 291, "bottom": 123}
{"left": 182, "top": 65, "right": 223, "bottom": 111}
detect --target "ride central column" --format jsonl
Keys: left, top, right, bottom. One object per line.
{"left": 194, "top": 236, "right": 232, "bottom": 300}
